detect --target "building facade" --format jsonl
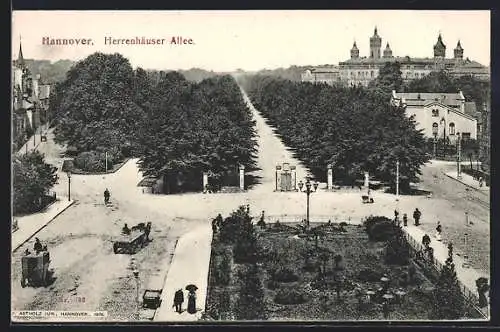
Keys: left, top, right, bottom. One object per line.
{"left": 390, "top": 91, "right": 477, "bottom": 142}
{"left": 12, "top": 41, "right": 52, "bottom": 149}
{"left": 302, "top": 28, "right": 490, "bottom": 86}
{"left": 301, "top": 66, "right": 341, "bottom": 86}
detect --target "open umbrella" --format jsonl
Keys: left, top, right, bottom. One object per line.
{"left": 186, "top": 284, "right": 198, "bottom": 292}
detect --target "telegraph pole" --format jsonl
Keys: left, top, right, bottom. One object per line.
{"left": 396, "top": 159, "right": 400, "bottom": 198}
{"left": 105, "top": 151, "right": 108, "bottom": 173}
{"left": 457, "top": 133, "right": 462, "bottom": 179}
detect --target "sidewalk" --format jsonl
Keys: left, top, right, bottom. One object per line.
{"left": 445, "top": 171, "right": 490, "bottom": 194}
{"left": 403, "top": 224, "right": 490, "bottom": 317}
{"left": 153, "top": 224, "right": 213, "bottom": 321}
{"left": 12, "top": 198, "right": 75, "bottom": 252}
{"left": 15, "top": 133, "right": 43, "bottom": 157}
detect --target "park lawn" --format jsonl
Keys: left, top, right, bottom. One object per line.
{"left": 207, "top": 223, "right": 438, "bottom": 321}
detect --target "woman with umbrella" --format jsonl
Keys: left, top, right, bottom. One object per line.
{"left": 186, "top": 284, "right": 198, "bottom": 314}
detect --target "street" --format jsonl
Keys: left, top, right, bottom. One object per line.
{"left": 11, "top": 91, "right": 490, "bottom": 320}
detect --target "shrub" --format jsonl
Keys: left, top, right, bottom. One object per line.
{"left": 385, "top": 228, "right": 410, "bottom": 265}
{"left": 274, "top": 288, "right": 308, "bottom": 305}
{"left": 73, "top": 150, "right": 120, "bottom": 172}
{"left": 215, "top": 251, "right": 232, "bottom": 286}
{"left": 357, "top": 268, "right": 383, "bottom": 282}
{"left": 368, "top": 220, "right": 398, "bottom": 242}
{"left": 272, "top": 268, "right": 299, "bottom": 283}
{"left": 363, "top": 215, "right": 391, "bottom": 230}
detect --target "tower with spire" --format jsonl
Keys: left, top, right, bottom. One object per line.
{"left": 383, "top": 42, "right": 393, "bottom": 58}
{"left": 433, "top": 33, "right": 446, "bottom": 58}
{"left": 350, "top": 41, "right": 359, "bottom": 59}
{"left": 454, "top": 40, "right": 464, "bottom": 60}
{"left": 369, "top": 27, "right": 382, "bottom": 59}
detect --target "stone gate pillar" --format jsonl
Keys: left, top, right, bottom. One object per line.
{"left": 364, "top": 172, "right": 370, "bottom": 189}
{"left": 327, "top": 164, "right": 333, "bottom": 190}
{"left": 239, "top": 165, "right": 245, "bottom": 190}
{"left": 276, "top": 165, "right": 282, "bottom": 191}
{"left": 203, "top": 172, "right": 208, "bottom": 193}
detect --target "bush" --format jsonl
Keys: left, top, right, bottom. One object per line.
{"left": 215, "top": 251, "right": 232, "bottom": 286}
{"left": 368, "top": 220, "right": 398, "bottom": 242}
{"left": 274, "top": 288, "right": 308, "bottom": 305}
{"left": 357, "top": 268, "right": 383, "bottom": 282}
{"left": 73, "top": 150, "right": 120, "bottom": 172}
{"left": 272, "top": 268, "right": 299, "bottom": 283}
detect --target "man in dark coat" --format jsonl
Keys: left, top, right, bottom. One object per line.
{"left": 104, "top": 188, "right": 110, "bottom": 204}
{"left": 173, "top": 289, "right": 184, "bottom": 313}
{"left": 413, "top": 208, "right": 421, "bottom": 226}
{"left": 34, "top": 238, "right": 43, "bottom": 254}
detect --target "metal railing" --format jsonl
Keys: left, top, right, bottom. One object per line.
{"left": 402, "top": 232, "right": 488, "bottom": 319}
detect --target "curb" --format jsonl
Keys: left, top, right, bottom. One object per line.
{"left": 444, "top": 173, "right": 489, "bottom": 194}
{"left": 12, "top": 200, "right": 76, "bottom": 252}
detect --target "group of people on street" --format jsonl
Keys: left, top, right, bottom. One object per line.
{"left": 24, "top": 237, "right": 47, "bottom": 256}
{"left": 173, "top": 287, "right": 197, "bottom": 314}
{"left": 393, "top": 208, "right": 421, "bottom": 227}
{"left": 394, "top": 207, "right": 443, "bottom": 241}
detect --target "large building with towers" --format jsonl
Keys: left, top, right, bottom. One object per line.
{"left": 301, "top": 27, "right": 490, "bottom": 87}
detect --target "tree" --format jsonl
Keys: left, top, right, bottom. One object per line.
{"left": 333, "top": 254, "right": 343, "bottom": 270}
{"left": 13, "top": 151, "right": 58, "bottom": 214}
{"left": 236, "top": 264, "right": 266, "bottom": 320}
{"left": 242, "top": 75, "right": 429, "bottom": 189}
{"left": 432, "top": 243, "right": 465, "bottom": 319}
{"left": 136, "top": 75, "right": 257, "bottom": 193}
{"left": 368, "top": 62, "right": 403, "bottom": 95}
{"left": 51, "top": 53, "right": 144, "bottom": 170}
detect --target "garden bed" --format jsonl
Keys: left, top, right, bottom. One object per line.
{"left": 206, "top": 222, "right": 441, "bottom": 320}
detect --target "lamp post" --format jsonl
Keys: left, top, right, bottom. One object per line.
{"left": 67, "top": 170, "right": 72, "bottom": 201}
{"left": 298, "top": 178, "right": 319, "bottom": 228}
{"left": 432, "top": 126, "right": 438, "bottom": 159}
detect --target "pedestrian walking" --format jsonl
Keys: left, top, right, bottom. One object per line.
{"left": 211, "top": 218, "right": 217, "bottom": 234}
{"left": 215, "top": 213, "right": 223, "bottom": 229}
{"left": 413, "top": 208, "right": 421, "bottom": 226}
{"left": 187, "top": 290, "right": 197, "bottom": 314}
{"left": 435, "top": 221, "right": 442, "bottom": 241}
{"left": 173, "top": 289, "right": 184, "bottom": 313}
{"left": 104, "top": 188, "right": 110, "bottom": 205}
{"left": 33, "top": 238, "right": 43, "bottom": 254}
{"left": 478, "top": 177, "right": 484, "bottom": 188}
{"left": 402, "top": 213, "right": 408, "bottom": 227}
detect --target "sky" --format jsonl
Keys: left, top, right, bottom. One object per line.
{"left": 11, "top": 10, "right": 491, "bottom": 72}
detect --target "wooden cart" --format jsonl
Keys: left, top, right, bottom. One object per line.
{"left": 112, "top": 222, "right": 152, "bottom": 254}
{"left": 21, "top": 251, "right": 51, "bottom": 288}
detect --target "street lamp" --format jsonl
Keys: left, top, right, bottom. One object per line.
{"left": 432, "top": 125, "right": 438, "bottom": 159}
{"left": 66, "top": 170, "right": 72, "bottom": 201}
{"left": 298, "top": 178, "right": 319, "bottom": 228}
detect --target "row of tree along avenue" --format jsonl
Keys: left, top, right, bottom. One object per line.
{"left": 49, "top": 52, "right": 257, "bottom": 193}
{"left": 238, "top": 65, "right": 430, "bottom": 193}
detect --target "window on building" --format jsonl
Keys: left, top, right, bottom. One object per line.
{"left": 371, "top": 71, "right": 374, "bottom": 78}
{"left": 432, "top": 109, "right": 439, "bottom": 117}
{"left": 461, "top": 132, "right": 471, "bottom": 140}
{"left": 449, "top": 122, "right": 455, "bottom": 135}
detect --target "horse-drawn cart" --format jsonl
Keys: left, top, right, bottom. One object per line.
{"left": 21, "top": 251, "right": 51, "bottom": 288}
{"left": 113, "top": 222, "right": 152, "bottom": 254}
